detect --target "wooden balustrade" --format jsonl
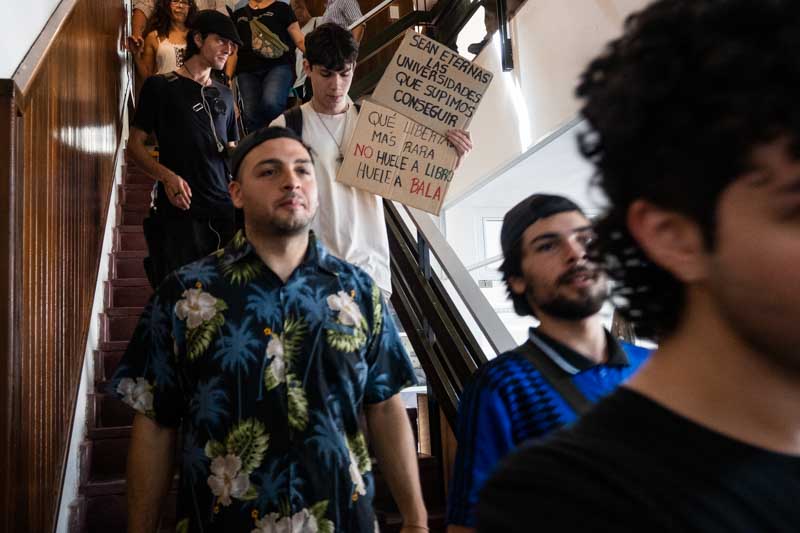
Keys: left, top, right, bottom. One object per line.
{"left": 0, "top": 0, "right": 129, "bottom": 530}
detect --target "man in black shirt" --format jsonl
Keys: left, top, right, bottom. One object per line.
{"left": 478, "top": 1, "right": 800, "bottom": 531}
{"left": 128, "top": 10, "right": 243, "bottom": 288}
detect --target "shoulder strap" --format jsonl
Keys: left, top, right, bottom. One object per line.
{"left": 283, "top": 106, "right": 304, "bottom": 137}
{"left": 516, "top": 340, "right": 593, "bottom": 415}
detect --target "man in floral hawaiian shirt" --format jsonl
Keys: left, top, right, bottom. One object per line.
{"left": 112, "top": 126, "right": 428, "bottom": 533}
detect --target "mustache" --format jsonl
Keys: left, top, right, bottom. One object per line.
{"left": 557, "top": 265, "right": 599, "bottom": 286}
{"left": 277, "top": 191, "right": 305, "bottom": 205}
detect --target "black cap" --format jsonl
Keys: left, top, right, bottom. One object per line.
{"left": 500, "top": 194, "right": 583, "bottom": 256}
{"left": 230, "top": 126, "right": 310, "bottom": 179}
{"left": 192, "top": 10, "right": 243, "bottom": 47}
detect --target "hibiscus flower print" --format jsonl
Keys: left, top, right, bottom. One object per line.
{"left": 116, "top": 377, "right": 154, "bottom": 414}
{"left": 266, "top": 336, "right": 286, "bottom": 384}
{"left": 327, "top": 291, "right": 363, "bottom": 327}
{"left": 251, "top": 508, "right": 319, "bottom": 533}
{"left": 176, "top": 287, "right": 220, "bottom": 329}
{"left": 207, "top": 454, "right": 250, "bottom": 506}
{"left": 348, "top": 447, "right": 366, "bottom": 498}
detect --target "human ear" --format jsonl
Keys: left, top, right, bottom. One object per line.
{"left": 508, "top": 275, "right": 527, "bottom": 297}
{"left": 627, "top": 199, "right": 709, "bottom": 283}
{"left": 302, "top": 59, "right": 312, "bottom": 77}
{"left": 228, "top": 179, "right": 244, "bottom": 209}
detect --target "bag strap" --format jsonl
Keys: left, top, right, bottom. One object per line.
{"left": 515, "top": 340, "right": 593, "bottom": 415}
{"left": 283, "top": 106, "right": 303, "bottom": 137}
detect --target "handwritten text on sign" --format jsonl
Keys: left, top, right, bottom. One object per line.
{"left": 372, "top": 30, "right": 494, "bottom": 135}
{"left": 337, "top": 100, "right": 458, "bottom": 215}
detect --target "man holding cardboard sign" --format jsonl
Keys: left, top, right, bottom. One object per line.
{"left": 272, "top": 23, "right": 472, "bottom": 294}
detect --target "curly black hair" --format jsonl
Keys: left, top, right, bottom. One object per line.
{"left": 578, "top": 0, "right": 800, "bottom": 340}
{"left": 146, "top": 0, "right": 197, "bottom": 40}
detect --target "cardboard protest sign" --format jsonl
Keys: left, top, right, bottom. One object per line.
{"left": 372, "top": 30, "right": 494, "bottom": 135}
{"left": 337, "top": 100, "right": 458, "bottom": 215}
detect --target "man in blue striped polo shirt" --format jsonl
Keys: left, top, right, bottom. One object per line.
{"left": 446, "top": 194, "right": 650, "bottom": 533}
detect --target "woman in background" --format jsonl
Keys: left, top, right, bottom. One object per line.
{"left": 227, "top": 0, "right": 306, "bottom": 133}
{"left": 134, "top": 0, "right": 198, "bottom": 79}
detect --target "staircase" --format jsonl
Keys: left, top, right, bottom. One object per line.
{"left": 76, "top": 152, "right": 446, "bottom": 532}
{"left": 78, "top": 152, "right": 160, "bottom": 532}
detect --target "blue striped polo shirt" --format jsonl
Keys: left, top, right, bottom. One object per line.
{"left": 446, "top": 328, "right": 651, "bottom": 527}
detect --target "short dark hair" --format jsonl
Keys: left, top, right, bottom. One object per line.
{"left": 305, "top": 23, "right": 359, "bottom": 71}
{"left": 578, "top": 0, "right": 800, "bottom": 339}
{"left": 499, "top": 244, "right": 533, "bottom": 317}
{"left": 231, "top": 126, "right": 314, "bottom": 180}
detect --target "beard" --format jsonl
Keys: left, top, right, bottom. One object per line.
{"left": 532, "top": 267, "right": 608, "bottom": 320}
{"left": 270, "top": 211, "right": 313, "bottom": 235}
{"left": 244, "top": 194, "right": 317, "bottom": 237}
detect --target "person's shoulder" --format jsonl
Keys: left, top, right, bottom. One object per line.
{"left": 171, "top": 253, "right": 224, "bottom": 291}
{"left": 270, "top": 112, "right": 287, "bottom": 127}
{"left": 620, "top": 340, "right": 653, "bottom": 365}
{"left": 315, "top": 239, "right": 377, "bottom": 290}
{"left": 212, "top": 78, "right": 233, "bottom": 98}
{"left": 144, "top": 30, "right": 160, "bottom": 45}
{"left": 139, "top": 73, "right": 173, "bottom": 97}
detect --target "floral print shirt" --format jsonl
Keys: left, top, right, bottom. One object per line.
{"left": 111, "top": 231, "right": 417, "bottom": 532}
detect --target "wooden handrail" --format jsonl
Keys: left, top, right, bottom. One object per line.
{"left": 12, "top": 0, "right": 82, "bottom": 99}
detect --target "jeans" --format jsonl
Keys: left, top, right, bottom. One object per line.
{"left": 237, "top": 62, "right": 294, "bottom": 133}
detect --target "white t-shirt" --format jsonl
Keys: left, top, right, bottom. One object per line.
{"left": 271, "top": 102, "right": 392, "bottom": 294}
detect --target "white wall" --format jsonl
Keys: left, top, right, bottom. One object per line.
{"left": 0, "top": 0, "right": 64, "bottom": 77}
{"left": 448, "top": 0, "right": 650, "bottom": 203}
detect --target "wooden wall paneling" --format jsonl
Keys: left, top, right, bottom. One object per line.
{"left": 0, "top": 0, "right": 128, "bottom": 530}
{"left": 0, "top": 78, "right": 23, "bottom": 533}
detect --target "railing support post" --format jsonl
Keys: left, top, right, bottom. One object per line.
{"left": 496, "top": 0, "right": 514, "bottom": 71}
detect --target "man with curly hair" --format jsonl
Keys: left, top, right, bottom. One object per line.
{"left": 478, "top": 1, "right": 800, "bottom": 531}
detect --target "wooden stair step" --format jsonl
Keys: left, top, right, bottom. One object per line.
{"left": 94, "top": 349, "right": 125, "bottom": 383}
{"left": 115, "top": 226, "right": 147, "bottom": 253}
{"left": 84, "top": 491, "right": 177, "bottom": 533}
{"left": 91, "top": 393, "right": 135, "bottom": 429}
{"left": 122, "top": 167, "right": 154, "bottom": 186}
{"left": 102, "top": 311, "right": 143, "bottom": 343}
{"left": 100, "top": 340, "right": 130, "bottom": 352}
{"left": 106, "top": 278, "right": 152, "bottom": 308}
{"left": 119, "top": 184, "right": 153, "bottom": 208}
{"left": 111, "top": 252, "right": 147, "bottom": 280}
{"left": 87, "top": 437, "right": 130, "bottom": 482}
{"left": 118, "top": 206, "right": 147, "bottom": 226}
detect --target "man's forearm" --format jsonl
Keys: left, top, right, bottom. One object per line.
{"left": 128, "top": 130, "right": 171, "bottom": 183}
{"left": 367, "top": 394, "right": 427, "bottom": 527}
{"left": 127, "top": 414, "right": 177, "bottom": 533}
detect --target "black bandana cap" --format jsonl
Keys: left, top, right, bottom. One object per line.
{"left": 500, "top": 194, "right": 583, "bottom": 256}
